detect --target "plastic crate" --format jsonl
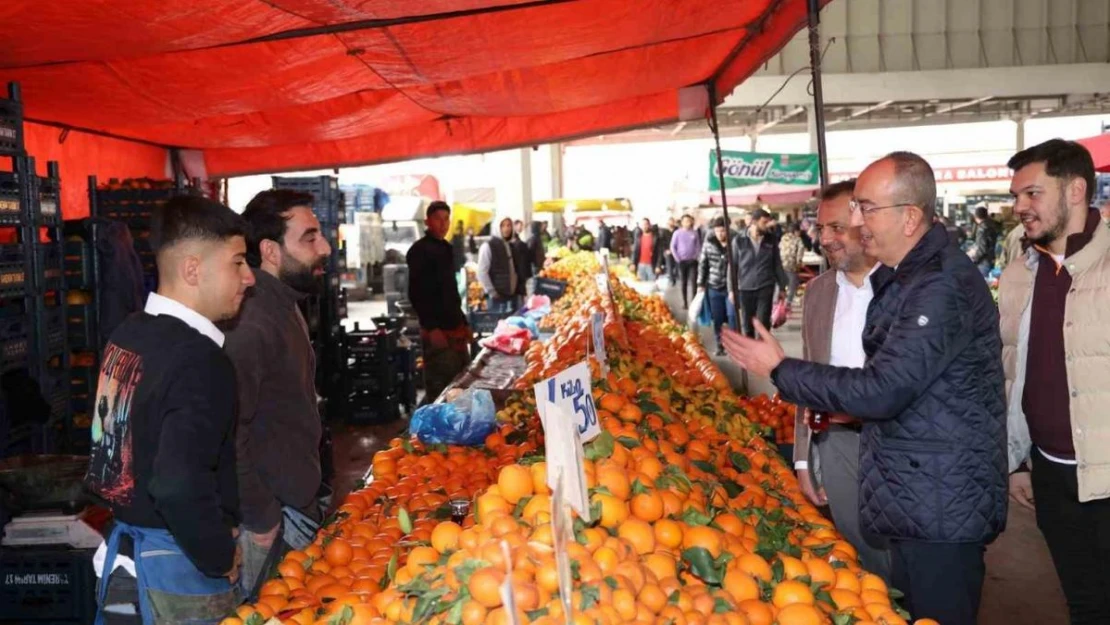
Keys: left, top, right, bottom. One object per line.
{"left": 346, "top": 325, "right": 397, "bottom": 364}
{"left": 534, "top": 277, "right": 568, "bottom": 301}
{"left": 0, "top": 84, "right": 23, "bottom": 157}
{"left": 37, "top": 247, "right": 64, "bottom": 291}
{"left": 0, "top": 336, "right": 28, "bottom": 372}
{"left": 44, "top": 306, "right": 66, "bottom": 354}
{"left": 66, "top": 304, "right": 96, "bottom": 350}
{"left": 469, "top": 310, "right": 513, "bottom": 335}
{"left": 0, "top": 173, "right": 23, "bottom": 225}
{"left": 62, "top": 239, "right": 92, "bottom": 289}
{"left": 36, "top": 177, "right": 60, "bottom": 224}
{"left": 0, "top": 262, "right": 27, "bottom": 296}
{"left": 347, "top": 393, "right": 400, "bottom": 425}
{"left": 0, "top": 547, "right": 97, "bottom": 623}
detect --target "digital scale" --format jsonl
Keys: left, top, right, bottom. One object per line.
{"left": 2, "top": 507, "right": 105, "bottom": 549}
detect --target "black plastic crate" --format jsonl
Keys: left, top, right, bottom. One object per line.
{"left": 66, "top": 304, "right": 96, "bottom": 350}
{"left": 0, "top": 262, "right": 27, "bottom": 296}
{"left": 62, "top": 239, "right": 92, "bottom": 289}
{"left": 346, "top": 325, "right": 397, "bottom": 364}
{"left": 347, "top": 393, "right": 400, "bottom": 425}
{"left": 37, "top": 247, "right": 64, "bottom": 291}
{"left": 0, "top": 84, "right": 23, "bottom": 157}
{"left": 469, "top": 310, "right": 513, "bottom": 335}
{"left": 534, "top": 277, "right": 568, "bottom": 301}
{"left": 44, "top": 306, "right": 65, "bottom": 354}
{"left": 0, "top": 173, "right": 24, "bottom": 225}
{"left": 36, "top": 177, "right": 60, "bottom": 224}
{"left": 0, "top": 547, "right": 96, "bottom": 623}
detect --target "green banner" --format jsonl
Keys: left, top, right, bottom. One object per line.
{"left": 708, "top": 150, "right": 820, "bottom": 190}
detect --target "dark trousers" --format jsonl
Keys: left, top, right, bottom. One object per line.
{"left": 705, "top": 287, "right": 728, "bottom": 347}
{"left": 677, "top": 260, "right": 698, "bottom": 308}
{"left": 1032, "top": 448, "right": 1110, "bottom": 624}
{"left": 890, "top": 539, "right": 985, "bottom": 625}
{"left": 739, "top": 285, "right": 774, "bottom": 338}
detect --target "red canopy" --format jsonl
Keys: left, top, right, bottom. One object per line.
{"left": 0, "top": 0, "right": 822, "bottom": 183}
{"left": 1078, "top": 133, "right": 1110, "bottom": 173}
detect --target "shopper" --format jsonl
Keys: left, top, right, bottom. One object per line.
{"left": 222, "top": 189, "right": 331, "bottom": 597}
{"left": 778, "top": 221, "right": 806, "bottom": 306}
{"left": 478, "top": 217, "right": 519, "bottom": 313}
{"left": 697, "top": 217, "right": 731, "bottom": 355}
{"left": 513, "top": 219, "right": 524, "bottom": 239}
{"left": 791, "top": 179, "right": 891, "bottom": 581}
{"left": 528, "top": 221, "right": 546, "bottom": 274}
{"left": 661, "top": 217, "right": 677, "bottom": 282}
{"left": 509, "top": 223, "right": 532, "bottom": 302}
{"left": 1000, "top": 139, "right": 1110, "bottom": 625}
{"left": 730, "top": 208, "right": 787, "bottom": 338}
{"left": 451, "top": 220, "right": 467, "bottom": 271}
{"left": 407, "top": 201, "right": 471, "bottom": 404}
{"left": 723, "top": 151, "right": 1007, "bottom": 625}
{"left": 968, "top": 205, "right": 1000, "bottom": 278}
{"left": 632, "top": 218, "right": 664, "bottom": 282}
{"left": 670, "top": 214, "right": 701, "bottom": 309}
{"left": 465, "top": 227, "right": 478, "bottom": 258}
{"left": 597, "top": 219, "right": 612, "bottom": 251}
{"left": 88, "top": 196, "right": 254, "bottom": 625}
{"left": 575, "top": 224, "right": 596, "bottom": 251}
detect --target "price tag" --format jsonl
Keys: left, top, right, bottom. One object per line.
{"left": 551, "top": 469, "right": 574, "bottom": 625}
{"left": 534, "top": 362, "right": 601, "bottom": 442}
{"left": 591, "top": 312, "right": 608, "bottom": 375}
{"left": 497, "top": 541, "right": 521, "bottom": 625}
{"left": 595, "top": 273, "right": 608, "bottom": 292}
{"left": 540, "top": 401, "right": 591, "bottom": 521}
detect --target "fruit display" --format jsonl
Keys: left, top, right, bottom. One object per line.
{"left": 226, "top": 252, "right": 931, "bottom": 625}
{"left": 465, "top": 266, "right": 486, "bottom": 312}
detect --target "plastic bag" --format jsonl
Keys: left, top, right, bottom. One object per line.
{"left": 505, "top": 315, "right": 539, "bottom": 338}
{"left": 524, "top": 294, "right": 551, "bottom": 311}
{"left": 687, "top": 290, "right": 706, "bottom": 330}
{"left": 481, "top": 322, "right": 532, "bottom": 354}
{"left": 410, "top": 388, "right": 497, "bottom": 446}
{"left": 771, "top": 298, "right": 791, "bottom": 329}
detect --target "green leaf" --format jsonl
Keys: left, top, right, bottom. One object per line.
{"left": 808, "top": 542, "right": 835, "bottom": 557}
{"left": 630, "top": 479, "right": 650, "bottom": 496}
{"left": 402, "top": 438, "right": 415, "bottom": 453}
{"left": 729, "top": 452, "right": 751, "bottom": 473}
{"left": 832, "top": 614, "right": 856, "bottom": 625}
{"left": 617, "top": 436, "right": 641, "bottom": 449}
{"left": 667, "top": 590, "right": 680, "bottom": 605}
{"left": 896, "top": 606, "right": 912, "bottom": 620}
{"left": 584, "top": 431, "right": 615, "bottom": 461}
{"left": 244, "top": 614, "right": 265, "bottom": 625}
{"left": 570, "top": 560, "right": 582, "bottom": 581}
{"left": 721, "top": 479, "right": 743, "bottom": 498}
{"left": 712, "top": 597, "right": 731, "bottom": 614}
{"left": 518, "top": 453, "right": 546, "bottom": 466}
{"left": 659, "top": 378, "right": 672, "bottom": 390}
{"left": 681, "top": 547, "right": 725, "bottom": 585}
{"left": 589, "top": 486, "right": 614, "bottom": 498}
{"left": 513, "top": 495, "right": 534, "bottom": 518}
{"left": 430, "top": 504, "right": 454, "bottom": 520}
{"left": 815, "top": 588, "right": 834, "bottom": 606}
{"left": 638, "top": 399, "right": 663, "bottom": 415}
{"left": 446, "top": 599, "right": 465, "bottom": 625}
{"left": 589, "top": 499, "right": 603, "bottom": 522}
{"left": 386, "top": 552, "right": 398, "bottom": 582}
{"left": 453, "top": 559, "right": 489, "bottom": 585}
{"left": 691, "top": 460, "right": 718, "bottom": 475}
{"left": 579, "top": 584, "right": 600, "bottom": 610}
{"left": 831, "top": 560, "right": 848, "bottom": 570}
{"left": 525, "top": 607, "right": 550, "bottom": 620}
{"left": 771, "top": 559, "right": 785, "bottom": 583}
{"left": 398, "top": 507, "right": 413, "bottom": 534}
{"left": 889, "top": 587, "right": 906, "bottom": 600}
{"left": 680, "top": 507, "right": 713, "bottom": 527}
{"left": 603, "top": 576, "right": 619, "bottom": 590}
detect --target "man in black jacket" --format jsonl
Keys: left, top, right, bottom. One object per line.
{"left": 223, "top": 189, "right": 332, "bottom": 596}
{"left": 632, "top": 219, "right": 665, "bottom": 282}
{"left": 88, "top": 196, "right": 255, "bottom": 624}
{"left": 723, "top": 152, "right": 1007, "bottom": 625}
{"left": 407, "top": 202, "right": 471, "bottom": 403}
{"left": 697, "top": 217, "right": 732, "bottom": 355}
{"left": 731, "top": 208, "right": 787, "bottom": 338}
{"left": 968, "top": 205, "right": 1000, "bottom": 278}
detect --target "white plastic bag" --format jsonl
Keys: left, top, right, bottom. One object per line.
{"left": 687, "top": 290, "right": 705, "bottom": 331}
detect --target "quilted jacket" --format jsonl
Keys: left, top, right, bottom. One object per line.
{"left": 773, "top": 223, "right": 1008, "bottom": 543}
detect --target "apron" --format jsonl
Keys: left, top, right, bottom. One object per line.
{"left": 96, "top": 521, "right": 241, "bottom": 625}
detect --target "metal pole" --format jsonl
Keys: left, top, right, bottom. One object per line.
{"left": 807, "top": 0, "right": 829, "bottom": 187}
{"left": 707, "top": 85, "right": 740, "bottom": 333}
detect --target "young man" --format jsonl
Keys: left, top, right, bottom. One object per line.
{"left": 1001, "top": 139, "right": 1110, "bottom": 624}
{"left": 222, "top": 189, "right": 332, "bottom": 596}
{"left": 792, "top": 180, "right": 891, "bottom": 581}
{"left": 725, "top": 152, "right": 1006, "bottom": 625}
{"left": 632, "top": 218, "right": 664, "bottom": 282}
{"left": 407, "top": 202, "right": 471, "bottom": 404}
{"left": 778, "top": 221, "right": 806, "bottom": 306}
{"left": 968, "top": 205, "right": 1000, "bottom": 278}
{"left": 88, "top": 196, "right": 255, "bottom": 625}
{"left": 731, "top": 208, "right": 788, "bottom": 338}
{"left": 697, "top": 217, "right": 732, "bottom": 355}
{"left": 670, "top": 214, "right": 701, "bottom": 309}
{"left": 478, "top": 217, "right": 519, "bottom": 313}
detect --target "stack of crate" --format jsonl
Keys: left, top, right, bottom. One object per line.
{"left": 270, "top": 176, "right": 349, "bottom": 420}
{"left": 344, "top": 322, "right": 401, "bottom": 424}
{"left": 0, "top": 82, "right": 70, "bottom": 456}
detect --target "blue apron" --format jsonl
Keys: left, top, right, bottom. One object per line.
{"left": 96, "top": 521, "right": 240, "bottom": 625}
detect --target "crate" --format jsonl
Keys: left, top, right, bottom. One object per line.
{"left": 469, "top": 310, "right": 513, "bottom": 335}
{"left": 271, "top": 176, "right": 344, "bottom": 223}
{"left": 0, "top": 173, "right": 23, "bottom": 225}
{"left": 66, "top": 304, "right": 95, "bottom": 350}
{"left": 347, "top": 393, "right": 400, "bottom": 425}
{"left": 0, "top": 262, "right": 26, "bottom": 297}
{"left": 36, "top": 177, "right": 60, "bottom": 224}
{"left": 0, "top": 547, "right": 97, "bottom": 623}
{"left": 0, "top": 335, "right": 28, "bottom": 373}
{"left": 37, "top": 247, "right": 64, "bottom": 291}
{"left": 43, "top": 306, "right": 65, "bottom": 354}
{"left": 0, "top": 84, "right": 23, "bottom": 157}
{"left": 346, "top": 325, "right": 397, "bottom": 365}
{"left": 62, "top": 239, "right": 91, "bottom": 289}
{"left": 534, "top": 277, "right": 568, "bottom": 301}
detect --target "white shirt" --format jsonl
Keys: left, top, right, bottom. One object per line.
{"left": 93, "top": 292, "right": 224, "bottom": 579}
{"left": 796, "top": 264, "right": 879, "bottom": 470}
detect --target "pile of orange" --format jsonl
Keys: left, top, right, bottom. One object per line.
{"left": 223, "top": 252, "right": 937, "bottom": 625}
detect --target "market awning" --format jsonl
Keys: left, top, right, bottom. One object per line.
{"left": 705, "top": 183, "right": 819, "bottom": 207}
{"left": 1078, "top": 133, "right": 1110, "bottom": 173}
{"left": 0, "top": 0, "right": 826, "bottom": 180}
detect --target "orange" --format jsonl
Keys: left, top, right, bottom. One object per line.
{"left": 772, "top": 580, "right": 815, "bottom": 608}
{"left": 737, "top": 599, "right": 775, "bottom": 625}
{"left": 723, "top": 570, "right": 761, "bottom": 603}
{"left": 497, "top": 464, "right": 534, "bottom": 505}
{"left": 654, "top": 519, "right": 684, "bottom": 549}
{"left": 258, "top": 578, "right": 290, "bottom": 598}
{"left": 323, "top": 539, "right": 353, "bottom": 567}
{"left": 682, "top": 526, "right": 723, "bottom": 558}
{"left": 596, "top": 463, "right": 632, "bottom": 500}
{"left": 405, "top": 545, "right": 440, "bottom": 575}
{"left": 460, "top": 600, "right": 488, "bottom": 625}
{"left": 530, "top": 462, "right": 550, "bottom": 495}
{"left": 430, "top": 521, "right": 463, "bottom": 553}
{"left": 643, "top": 552, "right": 678, "bottom": 582}
{"left": 631, "top": 491, "right": 665, "bottom": 522}
{"left": 775, "top": 604, "right": 823, "bottom": 625}
{"left": 778, "top": 556, "right": 808, "bottom": 580}
{"left": 804, "top": 558, "right": 836, "bottom": 589}
{"left": 829, "top": 589, "right": 863, "bottom": 609}
{"left": 277, "top": 560, "right": 306, "bottom": 581}
{"left": 861, "top": 589, "right": 890, "bottom": 606}
{"left": 734, "top": 553, "right": 773, "bottom": 582}
{"left": 592, "top": 493, "right": 630, "bottom": 528}
{"left": 617, "top": 518, "right": 656, "bottom": 555}
{"left": 467, "top": 567, "right": 506, "bottom": 608}
{"left": 639, "top": 583, "right": 669, "bottom": 614}
{"left": 833, "top": 569, "right": 862, "bottom": 593}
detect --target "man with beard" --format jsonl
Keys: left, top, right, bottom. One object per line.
{"left": 478, "top": 217, "right": 519, "bottom": 312}
{"left": 1000, "top": 139, "right": 1110, "bottom": 624}
{"left": 723, "top": 152, "right": 1006, "bottom": 625}
{"left": 223, "top": 189, "right": 332, "bottom": 596}
{"left": 731, "top": 208, "right": 787, "bottom": 338}
{"left": 791, "top": 179, "right": 891, "bottom": 581}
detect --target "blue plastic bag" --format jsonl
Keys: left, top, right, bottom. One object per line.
{"left": 505, "top": 315, "right": 540, "bottom": 338}
{"left": 410, "top": 388, "right": 497, "bottom": 446}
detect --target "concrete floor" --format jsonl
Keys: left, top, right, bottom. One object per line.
{"left": 330, "top": 287, "right": 1068, "bottom": 625}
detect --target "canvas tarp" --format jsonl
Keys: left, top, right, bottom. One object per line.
{"left": 0, "top": 0, "right": 825, "bottom": 187}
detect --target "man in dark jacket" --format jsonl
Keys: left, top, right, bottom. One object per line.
{"left": 527, "top": 221, "right": 546, "bottom": 274}
{"left": 509, "top": 224, "right": 532, "bottom": 301}
{"left": 478, "top": 217, "right": 519, "bottom": 312}
{"left": 407, "top": 202, "right": 471, "bottom": 403}
{"left": 223, "top": 190, "right": 332, "bottom": 595}
{"left": 968, "top": 205, "right": 1000, "bottom": 277}
{"left": 697, "top": 217, "right": 732, "bottom": 355}
{"left": 597, "top": 220, "right": 612, "bottom": 251}
{"left": 450, "top": 220, "right": 467, "bottom": 271}
{"left": 723, "top": 152, "right": 1007, "bottom": 625}
{"left": 632, "top": 219, "right": 665, "bottom": 282}
{"left": 731, "top": 208, "right": 787, "bottom": 338}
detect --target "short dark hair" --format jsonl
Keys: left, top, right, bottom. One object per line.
{"left": 749, "top": 208, "right": 771, "bottom": 221}
{"left": 883, "top": 151, "right": 936, "bottom": 221}
{"left": 150, "top": 195, "right": 246, "bottom": 255}
{"left": 426, "top": 201, "right": 450, "bottom": 218}
{"left": 680, "top": 214, "right": 694, "bottom": 224}
{"left": 818, "top": 179, "right": 856, "bottom": 202}
{"left": 1007, "top": 139, "right": 1096, "bottom": 204}
{"left": 242, "top": 189, "right": 315, "bottom": 267}
{"left": 710, "top": 216, "right": 727, "bottom": 229}
{"left": 974, "top": 206, "right": 989, "bottom": 220}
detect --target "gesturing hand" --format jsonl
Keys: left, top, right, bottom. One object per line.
{"left": 721, "top": 320, "right": 785, "bottom": 377}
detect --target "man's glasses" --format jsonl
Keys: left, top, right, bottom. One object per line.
{"left": 849, "top": 199, "right": 914, "bottom": 216}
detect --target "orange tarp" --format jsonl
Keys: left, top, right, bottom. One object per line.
{"left": 0, "top": 0, "right": 823, "bottom": 179}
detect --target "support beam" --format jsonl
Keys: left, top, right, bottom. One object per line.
{"left": 723, "top": 63, "right": 1110, "bottom": 107}
{"left": 756, "top": 107, "right": 805, "bottom": 133}
{"left": 917, "top": 96, "right": 993, "bottom": 120}
{"left": 827, "top": 100, "right": 894, "bottom": 127}
{"left": 519, "top": 147, "right": 533, "bottom": 225}
{"left": 1015, "top": 117, "right": 1026, "bottom": 151}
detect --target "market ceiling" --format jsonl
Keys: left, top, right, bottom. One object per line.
{"left": 0, "top": 0, "right": 826, "bottom": 176}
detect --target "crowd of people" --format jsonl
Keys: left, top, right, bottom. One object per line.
{"left": 723, "top": 139, "right": 1110, "bottom": 625}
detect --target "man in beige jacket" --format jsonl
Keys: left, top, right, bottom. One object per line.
{"left": 1000, "top": 138, "right": 1110, "bottom": 625}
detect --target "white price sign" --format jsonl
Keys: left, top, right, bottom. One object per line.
{"left": 540, "top": 402, "right": 591, "bottom": 521}
{"left": 591, "top": 312, "right": 608, "bottom": 375}
{"left": 534, "top": 361, "right": 601, "bottom": 442}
